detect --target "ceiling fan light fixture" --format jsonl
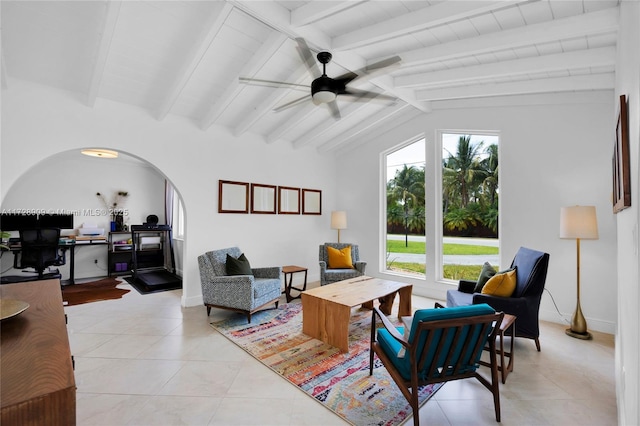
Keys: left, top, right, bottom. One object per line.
{"left": 81, "top": 148, "right": 119, "bottom": 158}
{"left": 312, "top": 90, "right": 337, "bottom": 104}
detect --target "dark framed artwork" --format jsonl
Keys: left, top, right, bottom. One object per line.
{"left": 301, "top": 188, "right": 322, "bottom": 215}
{"left": 278, "top": 186, "right": 300, "bottom": 214}
{"left": 251, "top": 183, "right": 277, "bottom": 214}
{"left": 218, "top": 180, "right": 250, "bottom": 213}
{"left": 613, "top": 94, "right": 631, "bottom": 214}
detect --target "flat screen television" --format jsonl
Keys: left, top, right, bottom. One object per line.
{"left": 38, "top": 214, "right": 74, "bottom": 229}
{"left": 0, "top": 214, "right": 39, "bottom": 231}
{"left": 0, "top": 213, "right": 74, "bottom": 231}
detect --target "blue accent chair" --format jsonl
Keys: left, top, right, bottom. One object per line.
{"left": 446, "top": 246, "right": 550, "bottom": 351}
{"left": 370, "top": 303, "right": 503, "bottom": 425}
{"left": 197, "top": 247, "right": 281, "bottom": 323}
{"left": 318, "top": 242, "right": 366, "bottom": 286}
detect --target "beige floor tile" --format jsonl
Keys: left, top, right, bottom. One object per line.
{"left": 157, "top": 360, "right": 243, "bottom": 397}
{"left": 76, "top": 393, "right": 150, "bottom": 426}
{"left": 75, "top": 357, "right": 184, "bottom": 395}
{"left": 207, "top": 397, "right": 295, "bottom": 426}
{"left": 67, "top": 286, "right": 617, "bottom": 426}
{"left": 127, "top": 395, "right": 222, "bottom": 426}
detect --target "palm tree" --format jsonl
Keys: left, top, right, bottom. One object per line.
{"left": 388, "top": 165, "right": 425, "bottom": 246}
{"left": 481, "top": 143, "right": 499, "bottom": 207}
{"left": 443, "top": 136, "right": 486, "bottom": 208}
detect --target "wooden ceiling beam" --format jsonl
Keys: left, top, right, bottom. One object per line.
{"left": 86, "top": 0, "right": 121, "bottom": 107}
{"left": 200, "top": 31, "right": 288, "bottom": 131}
{"left": 155, "top": 2, "right": 233, "bottom": 121}
{"left": 333, "top": 0, "right": 527, "bottom": 51}
{"left": 416, "top": 73, "right": 615, "bottom": 101}
{"left": 396, "top": 46, "right": 616, "bottom": 88}
{"left": 291, "top": 1, "right": 366, "bottom": 27}
{"left": 316, "top": 103, "right": 413, "bottom": 153}
{"left": 388, "top": 8, "right": 618, "bottom": 68}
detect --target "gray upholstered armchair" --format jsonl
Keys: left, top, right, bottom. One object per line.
{"left": 198, "top": 247, "right": 282, "bottom": 322}
{"left": 319, "top": 242, "right": 366, "bottom": 286}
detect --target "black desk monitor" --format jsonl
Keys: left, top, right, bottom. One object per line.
{"left": 39, "top": 214, "right": 74, "bottom": 229}
{"left": 0, "top": 213, "right": 73, "bottom": 231}
{"left": 0, "top": 214, "right": 39, "bottom": 231}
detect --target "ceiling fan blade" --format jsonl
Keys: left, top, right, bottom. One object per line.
{"left": 239, "top": 77, "right": 309, "bottom": 92}
{"left": 273, "top": 94, "right": 311, "bottom": 113}
{"left": 366, "top": 55, "right": 402, "bottom": 72}
{"left": 338, "top": 55, "right": 402, "bottom": 85}
{"left": 295, "top": 38, "right": 321, "bottom": 79}
{"left": 327, "top": 100, "right": 341, "bottom": 120}
{"left": 341, "top": 88, "right": 398, "bottom": 102}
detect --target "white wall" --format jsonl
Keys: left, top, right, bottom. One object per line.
{"left": 1, "top": 152, "right": 166, "bottom": 279}
{"left": 1, "top": 80, "right": 338, "bottom": 306}
{"left": 336, "top": 92, "right": 618, "bottom": 335}
{"left": 614, "top": 2, "right": 640, "bottom": 424}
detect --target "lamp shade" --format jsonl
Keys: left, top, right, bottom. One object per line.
{"left": 331, "top": 211, "right": 347, "bottom": 230}
{"left": 560, "top": 206, "right": 599, "bottom": 239}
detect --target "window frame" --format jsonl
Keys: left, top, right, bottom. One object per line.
{"left": 380, "top": 136, "right": 427, "bottom": 279}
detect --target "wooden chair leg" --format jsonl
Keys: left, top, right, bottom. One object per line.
{"left": 206, "top": 306, "right": 211, "bottom": 316}
{"left": 411, "top": 391, "right": 420, "bottom": 425}
{"left": 535, "top": 337, "right": 541, "bottom": 352}
{"left": 246, "top": 312, "right": 251, "bottom": 323}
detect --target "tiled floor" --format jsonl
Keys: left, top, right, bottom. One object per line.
{"left": 66, "top": 279, "right": 617, "bottom": 425}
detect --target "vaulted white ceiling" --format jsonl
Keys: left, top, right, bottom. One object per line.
{"left": 1, "top": 0, "right": 619, "bottom": 154}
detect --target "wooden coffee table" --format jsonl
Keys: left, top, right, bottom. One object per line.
{"left": 301, "top": 276, "right": 412, "bottom": 353}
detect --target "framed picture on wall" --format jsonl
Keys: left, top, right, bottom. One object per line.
{"left": 301, "top": 188, "right": 321, "bottom": 215}
{"left": 251, "top": 183, "right": 277, "bottom": 214}
{"left": 218, "top": 180, "right": 249, "bottom": 213}
{"left": 278, "top": 186, "right": 300, "bottom": 214}
{"left": 613, "top": 94, "right": 631, "bottom": 214}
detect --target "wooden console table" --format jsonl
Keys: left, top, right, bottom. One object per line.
{"left": 1, "top": 279, "right": 76, "bottom": 425}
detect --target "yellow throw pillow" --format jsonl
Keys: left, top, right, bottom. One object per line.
{"left": 327, "top": 246, "right": 354, "bottom": 269}
{"left": 481, "top": 268, "right": 517, "bottom": 297}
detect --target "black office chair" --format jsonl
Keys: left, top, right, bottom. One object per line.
{"left": 13, "top": 228, "right": 64, "bottom": 280}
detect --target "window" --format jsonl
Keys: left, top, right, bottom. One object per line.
{"left": 173, "top": 196, "right": 185, "bottom": 239}
{"left": 383, "top": 138, "right": 426, "bottom": 276}
{"left": 440, "top": 132, "right": 500, "bottom": 281}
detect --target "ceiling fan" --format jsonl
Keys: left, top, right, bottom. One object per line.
{"left": 239, "top": 38, "right": 401, "bottom": 119}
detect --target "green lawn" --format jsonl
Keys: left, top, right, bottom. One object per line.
{"left": 386, "top": 238, "right": 497, "bottom": 280}
{"left": 386, "top": 239, "right": 498, "bottom": 255}
{"left": 386, "top": 262, "right": 485, "bottom": 281}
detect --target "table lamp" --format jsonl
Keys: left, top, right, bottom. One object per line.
{"left": 559, "top": 205, "right": 598, "bottom": 340}
{"left": 331, "top": 211, "right": 347, "bottom": 243}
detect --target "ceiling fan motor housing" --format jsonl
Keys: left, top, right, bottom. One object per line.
{"left": 311, "top": 75, "right": 339, "bottom": 104}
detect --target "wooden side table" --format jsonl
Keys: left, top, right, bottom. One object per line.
{"left": 282, "top": 265, "right": 307, "bottom": 302}
{"left": 480, "top": 313, "right": 516, "bottom": 384}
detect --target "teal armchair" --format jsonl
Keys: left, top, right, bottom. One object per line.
{"left": 369, "top": 303, "right": 504, "bottom": 425}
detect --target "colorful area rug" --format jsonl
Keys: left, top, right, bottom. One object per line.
{"left": 62, "top": 277, "right": 130, "bottom": 306}
{"left": 211, "top": 302, "right": 442, "bottom": 426}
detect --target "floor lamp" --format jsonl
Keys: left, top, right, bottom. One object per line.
{"left": 560, "top": 205, "right": 598, "bottom": 340}
{"left": 331, "top": 211, "right": 347, "bottom": 243}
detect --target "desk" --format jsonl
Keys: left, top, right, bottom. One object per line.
{"left": 6, "top": 239, "right": 108, "bottom": 285}
{"left": 1, "top": 279, "right": 76, "bottom": 425}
